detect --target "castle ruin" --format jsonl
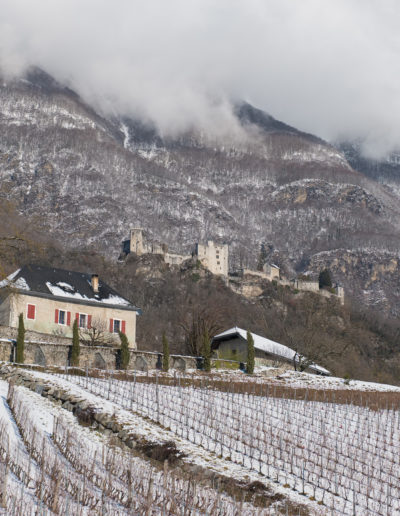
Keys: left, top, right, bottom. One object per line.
{"left": 123, "top": 229, "right": 229, "bottom": 276}
{"left": 122, "top": 229, "right": 344, "bottom": 303}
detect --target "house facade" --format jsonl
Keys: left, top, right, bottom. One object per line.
{"left": 0, "top": 265, "right": 140, "bottom": 348}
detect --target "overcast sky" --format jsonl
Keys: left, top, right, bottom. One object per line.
{"left": 0, "top": 0, "right": 399, "bottom": 157}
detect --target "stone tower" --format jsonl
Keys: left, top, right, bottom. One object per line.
{"left": 129, "top": 228, "right": 145, "bottom": 255}
{"left": 195, "top": 241, "right": 229, "bottom": 276}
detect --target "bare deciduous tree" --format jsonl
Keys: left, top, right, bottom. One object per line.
{"left": 179, "top": 307, "right": 222, "bottom": 356}
{"left": 257, "top": 291, "right": 348, "bottom": 371}
{"left": 79, "top": 317, "right": 115, "bottom": 347}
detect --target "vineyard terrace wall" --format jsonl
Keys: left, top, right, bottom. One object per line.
{"left": 0, "top": 325, "right": 197, "bottom": 371}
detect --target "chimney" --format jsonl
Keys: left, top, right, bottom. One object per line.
{"left": 91, "top": 274, "right": 99, "bottom": 293}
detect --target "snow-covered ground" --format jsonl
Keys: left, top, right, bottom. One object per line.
{"left": 0, "top": 373, "right": 312, "bottom": 515}
{"left": 111, "top": 366, "right": 400, "bottom": 393}
{"left": 20, "top": 368, "right": 400, "bottom": 515}
{"left": 272, "top": 369, "right": 400, "bottom": 392}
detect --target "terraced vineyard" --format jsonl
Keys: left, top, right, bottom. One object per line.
{"left": 2, "top": 365, "right": 400, "bottom": 514}
{"left": 0, "top": 368, "right": 311, "bottom": 515}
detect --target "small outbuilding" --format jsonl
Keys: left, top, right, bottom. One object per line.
{"left": 211, "top": 326, "right": 330, "bottom": 375}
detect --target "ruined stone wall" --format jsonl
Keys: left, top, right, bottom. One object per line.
{"left": 291, "top": 279, "right": 320, "bottom": 292}
{"left": 164, "top": 253, "right": 191, "bottom": 266}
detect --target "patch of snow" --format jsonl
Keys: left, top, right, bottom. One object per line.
{"left": 56, "top": 281, "right": 74, "bottom": 291}
{"left": 45, "top": 281, "right": 131, "bottom": 306}
{"left": 120, "top": 122, "right": 130, "bottom": 149}
{"left": 276, "top": 370, "right": 400, "bottom": 392}
{"left": 0, "top": 269, "right": 21, "bottom": 288}
{"left": 103, "top": 294, "right": 130, "bottom": 306}
{"left": 14, "top": 277, "right": 30, "bottom": 290}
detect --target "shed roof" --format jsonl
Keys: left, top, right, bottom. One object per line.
{"left": 212, "top": 326, "right": 330, "bottom": 375}
{"left": 0, "top": 265, "right": 140, "bottom": 312}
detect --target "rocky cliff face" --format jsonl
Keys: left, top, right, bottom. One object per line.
{"left": 1, "top": 68, "right": 400, "bottom": 315}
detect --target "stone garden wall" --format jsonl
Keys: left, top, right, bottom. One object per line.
{"left": 0, "top": 325, "right": 198, "bottom": 371}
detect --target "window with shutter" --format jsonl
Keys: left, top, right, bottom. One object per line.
{"left": 79, "top": 314, "right": 87, "bottom": 328}
{"left": 59, "top": 310, "right": 66, "bottom": 325}
{"left": 55, "top": 309, "right": 66, "bottom": 325}
{"left": 113, "top": 319, "right": 121, "bottom": 333}
{"left": 27, "top": 304, "right": 36, "bottom": 320}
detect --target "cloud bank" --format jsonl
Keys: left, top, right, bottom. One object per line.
{"left": 0, "top": 0, "right": 399, "bottom": 156}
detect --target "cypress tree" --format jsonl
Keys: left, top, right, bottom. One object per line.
{"left": 162, "top": 332, "right": 169, "bottom": 372}
{"left": 246, "top": 330, "right": 255, "bottom": 374}
{"left": 203, "top": 331, "right": 211, "bottom": 373}
{"left": 16, "top": 313, "right": 25, "bottom": 363}
{"left": 119, "top": 331, "right": 130, "bottom": 370}
{"left": 70, "top": 319, "right": 80, "bottom": 367}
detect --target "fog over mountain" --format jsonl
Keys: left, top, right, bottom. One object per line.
{"left": 1, "top": 0, "right": 400, "bottom": 157}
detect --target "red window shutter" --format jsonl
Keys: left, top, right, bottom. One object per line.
{"left": 87, "top": 315, "right": 92, "bottom": 329}
{"left": 76, "top": 313, "right": 79, "bottom": 321}
{"left": 67, "top": 312, "right": 71, "bottom": 326}
{"left": 27, "top": 304, "right": 35, "bottom": 319}
{"left": 55, "top": 309, "right": 59, "bottom": 323}
{"left": 109, "top": 318, "right": 114, "bottom": 332}
{"left": 121, "top": 320, "right": 126, "bottom": 334}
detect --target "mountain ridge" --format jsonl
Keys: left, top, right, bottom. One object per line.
{"left": 1, "top": 68, "right": 400, "bottom": 315}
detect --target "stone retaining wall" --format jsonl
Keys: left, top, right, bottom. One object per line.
{"left": 0, "top": 325, "right": 72, "bottom": 346}
{"left": 0, "top": 325, "right": 198, "bottom": 371}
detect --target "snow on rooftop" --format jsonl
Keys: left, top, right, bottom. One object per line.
{"left": 104, "top": 294, "right": 132, "bottom": 306}
{"left": 14, "top": 277, "right": 30, "bottom": 290}
{"left": 214, "top": 327, "right": 330, "bottom": 375}
{"left": 45, "top": 281, "right": 130, "bottom": 306}
{"left": 56, "top": 281, "right": 74, "bottom": 291}
{"left": 0, "top": 269, "right": 21, "bottom": 288}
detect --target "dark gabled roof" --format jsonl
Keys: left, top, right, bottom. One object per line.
{"left": 0, "top": 264, "right": 140, "bottom": 312}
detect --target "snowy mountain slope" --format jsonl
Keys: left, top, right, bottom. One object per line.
{"left": 1, "top": 68, "right": 400, "bottom": 314}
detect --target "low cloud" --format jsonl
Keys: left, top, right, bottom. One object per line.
{"left": 0, "top": 0, "right": 399, "bottom": 156}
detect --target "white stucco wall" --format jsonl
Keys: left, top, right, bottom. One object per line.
{"left": 6, "top": 293, "right": 137, "bottom": 348}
